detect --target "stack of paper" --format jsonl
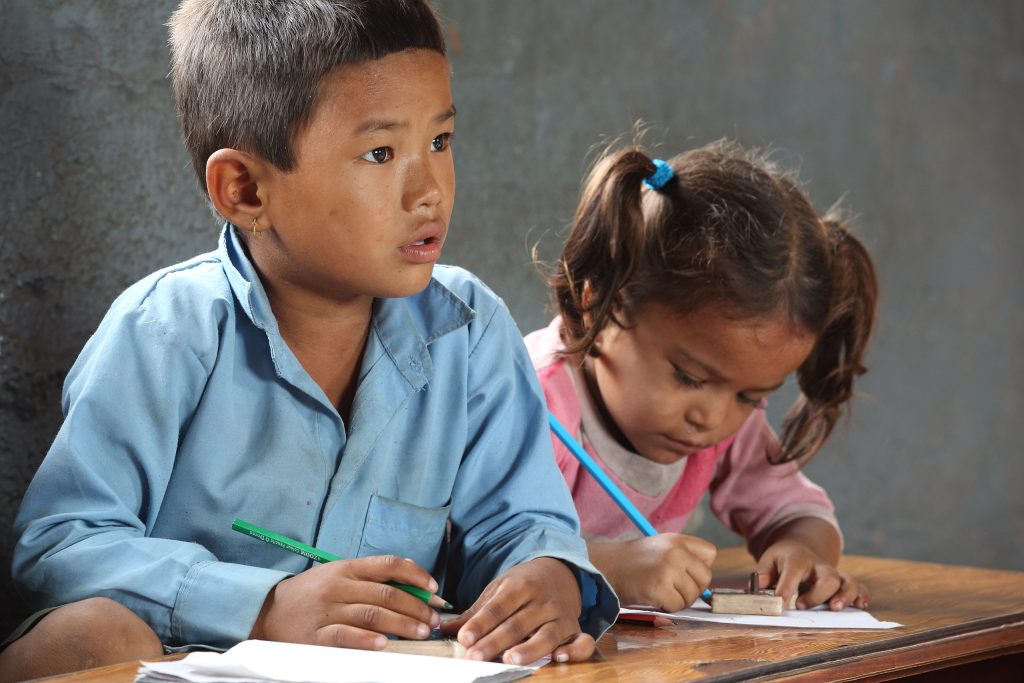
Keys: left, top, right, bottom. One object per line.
{"left": 135, "top": 640, "right": 535, "bottom": 683}
{"left": 621, "top": 598, "right": 901, "bottom": 629}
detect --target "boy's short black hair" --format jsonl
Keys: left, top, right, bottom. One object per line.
{"left": 168, "top": 0, "right": 447, "bottom": 194}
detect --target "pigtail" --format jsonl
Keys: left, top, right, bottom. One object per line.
{"left": 550, "top": 148, "right": 668, "bottom": 357}
{"left": 780, "top": 217, "right": 879, "bottom": 464}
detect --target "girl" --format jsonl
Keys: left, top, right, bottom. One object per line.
{"left": 525, "top": 140, "right": 879, "bottom": 613}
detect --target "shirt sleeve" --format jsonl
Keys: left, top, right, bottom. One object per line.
{"left": 11, "top": 291, "right": 289, "bottom": 648}
{"left": 709, "top": 410, "right": 843, "bottom": 558}
{"left": 447, "top": 302, "right": 619, "bottom": 638}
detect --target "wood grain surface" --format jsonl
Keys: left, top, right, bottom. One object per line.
{"left": 35, "top": 547, "right": 1024, "bottom": 682}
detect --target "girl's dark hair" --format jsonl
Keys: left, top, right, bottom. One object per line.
{"left": 168, "top": 0, "right": 447, "bottom": 195}
{"left": 549, "top": 140, "right": 879, "bottom": 465}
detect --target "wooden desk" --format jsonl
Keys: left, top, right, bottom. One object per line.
{"left": 38, "top": 548, "right": 1024, "bottom": 682}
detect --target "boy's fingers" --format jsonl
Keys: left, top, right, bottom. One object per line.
{"left": 500, "top": 620, "right": 564, "bottom": 666}
{"left": 340, "top": 581, "right": 440, "bottom": 626}
{"left": 549, "top": 632, "right": 597, "bottom": 664}
{"left": 504, "top": 622, "right": 595, "bottom": 666}
{"left": 349, "top": 555, "right": 439, "bottom": 593}
{"left": 438, "top": 610, "right": 470, "bottom": 635}
{"left": 463, "top": 606, "right": 535, "bottom": 660}
{"left": 315, "top": 623, "right": 389, "bottom": 651}
{"left": 331, "top": 599, "right": 437, "bottom": 640}
{"left": 457, "top": 589, "right": 522, "bottom": 648}
{"left": 427, "top": 594, "right": 450, "bottom": 609}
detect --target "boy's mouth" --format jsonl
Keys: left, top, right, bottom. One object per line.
{"left": 400, "top": 234, "right": 443, "bottom": 249}
{"left": 399, "top": 222, "right": 445, "bottom": 263}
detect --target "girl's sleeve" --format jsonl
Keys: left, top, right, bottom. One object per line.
{"left": 709, "top": 410, "right": 843, "bottom": 557}
{"left": 11, "top": 290, "right": 289, "bottom": 647}
{"left": 535, "top": 365, "right": 584, "bottom": 490}
{"left": 447, "top": 300, "right": 618, "bottom": 638}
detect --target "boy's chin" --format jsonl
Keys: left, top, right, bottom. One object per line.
{"left": 379, "top": 268, "right": 435, "bottom": 298}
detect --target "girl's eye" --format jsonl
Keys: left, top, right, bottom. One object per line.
{"left": 738, "top": 394, "right": 764, "bottom": 408}
{"left": 431, "top": 132, "right": 453, "bottom": 152}
{"left": 673, "top": 367, "right": 704, "bottom": 389}
{"left": 361, "top": 147, "right": 393, "bottom": 164}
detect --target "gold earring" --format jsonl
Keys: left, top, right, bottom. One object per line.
{"left": 251, "top": 216, "right": 261, "bottom": 238}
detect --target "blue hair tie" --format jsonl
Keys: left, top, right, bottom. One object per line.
{"left": 643, "top": 158, "right": 674, "bottom": 190}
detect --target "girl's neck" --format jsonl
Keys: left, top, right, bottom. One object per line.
{"left": 580, "top": 354, "right": 638, "bottom": 453}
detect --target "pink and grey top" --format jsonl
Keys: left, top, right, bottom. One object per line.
{"left": 524, "top": 316, "right": 841, "bottom": 556}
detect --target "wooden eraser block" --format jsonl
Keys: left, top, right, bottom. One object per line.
{"left": 710, "top": 588, "right": 784, "bottom": 616}
{"left": 384, "top": 639, "right": 467, "bottom": 658}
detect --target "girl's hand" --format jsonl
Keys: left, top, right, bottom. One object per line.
{"left": 441, "top": 557, "right": 595, "bottom": 665}
{"left": 588, "top": 534, "right": 716, "bottom": 612}
{"left": 250, "top": 555, "right": 442, "bottom": 648}
{"left": 756, "top": 540, "right": 870, "bottom": 611}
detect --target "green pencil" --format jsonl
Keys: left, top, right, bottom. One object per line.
{"left": 231, "top": 518, "right": 451, "bottom": 609}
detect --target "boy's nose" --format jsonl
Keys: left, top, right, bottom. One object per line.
{"left": 403, "top": 157, "right": 445, "bottom": 211}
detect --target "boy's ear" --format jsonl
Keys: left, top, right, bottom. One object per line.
{"left": 206, "top": 149, "right": 267, "bottom": 229}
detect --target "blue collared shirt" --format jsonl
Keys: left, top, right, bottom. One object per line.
{"left": 13, "top": 226, "right": 617, "bottom": 648}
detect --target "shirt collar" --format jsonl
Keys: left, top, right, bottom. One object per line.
{"left": 219, "top": 223, "right": 275, "bottom": 332}
{"left": 217, "top": 223, "right": 475, "bottom": 391}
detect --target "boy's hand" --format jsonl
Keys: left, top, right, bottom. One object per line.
{"left": 250, "top": 555, "right": 441, "bottom": 648}
{"left": 756, "top": 539, "right": 870, "bottom": 611}
{"left": 588, "top": 534, "right": 716, "bottom": 612}
{"left": 441, "top": 557, "right": 594, "bottom": 665}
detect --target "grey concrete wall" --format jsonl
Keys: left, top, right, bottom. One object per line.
{"left": 1, "top": 1, "right": 1021, "bottom": 633}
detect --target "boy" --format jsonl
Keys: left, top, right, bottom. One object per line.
{"left": 2, "top": 1, "right": 616, "bottom": 678}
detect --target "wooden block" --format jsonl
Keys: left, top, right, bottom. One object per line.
{"left": 383, "top": 639, "right": 467, "bottom": 658}
{"left": 710, "top": 588, "right": 784, "bottom": 616}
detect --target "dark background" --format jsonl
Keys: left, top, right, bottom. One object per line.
{"left": 2, "top": 1, "right": 1021, "bottom": 633}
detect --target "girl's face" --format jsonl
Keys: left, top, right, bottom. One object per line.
{"left": 584, "top": 301, "right": 816, "bottom": 464}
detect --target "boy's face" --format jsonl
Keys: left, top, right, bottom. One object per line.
{"left": 585, "top": 302, "right": 816, "bottom": 464}
{"left": 258, "top": 49, "right": 455, "bottom": 302}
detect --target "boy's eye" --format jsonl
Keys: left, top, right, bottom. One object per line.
{"left": 673, "top": 367, "right": 704, "bottom": 389}
{"left": 361, "top": 147, "right": 393, "bottom": 164}
{"left": 431, "top": 132, "right": 453, "bottom": 152}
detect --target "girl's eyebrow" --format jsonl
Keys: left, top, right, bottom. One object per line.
{"left": 673, "top": 348, "right": 784, "bottom": 393}
{"left": 353, "top": 105, "right": 456, "bottom": 136}
{"left": 745, "top": 380, "right": 785, "bottom": 394}
{"left": 673, "top": 347, "right": 725, "bottom": 382}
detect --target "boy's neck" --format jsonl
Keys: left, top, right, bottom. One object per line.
{"left": 262, "top": 278, "right": 374, "bottom": 423}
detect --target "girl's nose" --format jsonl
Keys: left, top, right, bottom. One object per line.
{"left": 685, "top": 393, "right": 730, "bottom": 434}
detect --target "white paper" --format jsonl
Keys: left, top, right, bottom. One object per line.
{"left": 135, "top": 639, "right": 535, "bottom": 683}
{"left": 621, "top": 598, "right": 901, "bottom": 629}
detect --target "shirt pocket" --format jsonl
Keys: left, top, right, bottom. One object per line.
{"left": 357, "top": 493, "right": 452, "bottom": 575}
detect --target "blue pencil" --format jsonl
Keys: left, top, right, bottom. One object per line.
{"left": 548, "top": 410, "right": 713, "bottom": 603}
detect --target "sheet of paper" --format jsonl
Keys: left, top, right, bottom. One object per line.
{"left": 621, "top": 598, "right": 901, "bottom": 629}
{"left": 135, "top": 639, "right": 536, "bottom": 683}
